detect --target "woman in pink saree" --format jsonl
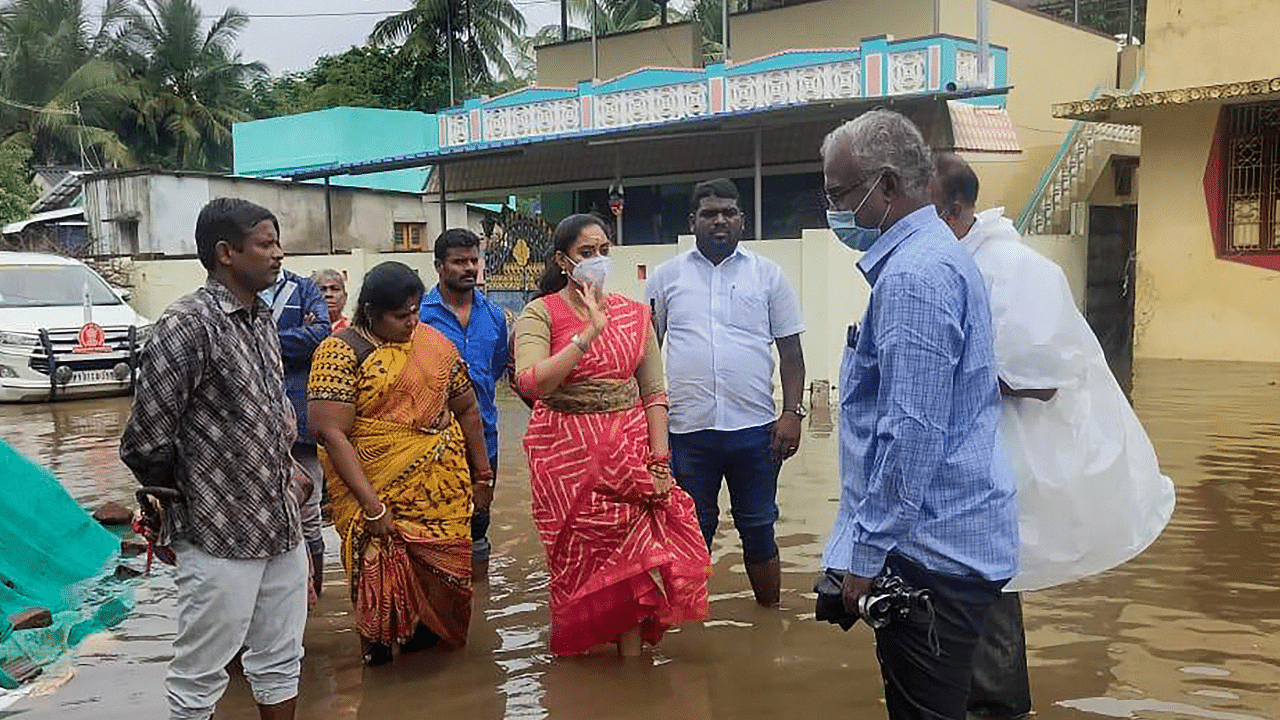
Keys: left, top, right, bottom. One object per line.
{"left": 514, "top": 214, "right": 712, "bottom": 657}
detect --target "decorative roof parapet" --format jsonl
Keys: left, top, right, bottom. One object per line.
{"left": 1054, "top": 77, "right": 1280, "bottom": 122}
{"left": 439, "top": 34, "right": 1010, "bottom": 148}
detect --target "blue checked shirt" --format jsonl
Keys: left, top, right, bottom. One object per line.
{"left": 822, "top": 206, "right": 1019, "bottom": 581}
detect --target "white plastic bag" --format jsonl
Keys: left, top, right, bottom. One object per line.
{"left": 966, "top": 209, "right": 1176, "bottom": 591}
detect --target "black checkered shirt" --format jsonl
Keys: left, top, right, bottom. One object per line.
{"left": 120, "top": 278, "right": 301, "bottom": 559}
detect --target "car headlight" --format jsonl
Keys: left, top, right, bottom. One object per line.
{"left": 0, "top": 331, "right": 37, "bottom": 348}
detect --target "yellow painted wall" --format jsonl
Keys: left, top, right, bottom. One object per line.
{"left": 728, "top": 0, "right": 933, "bottom": 62}
{"left": 1144, "top": 0, "right": 1280, "bottom": 91}
{"left": 535, "top": 23, "right": 701, "bottom": 87}
{"left": 126, "top": 227, "right": 1092, "bottom": 383}
{"left": 128, "top": 235, "right": 864, "bottom": 385}
{"left": 1133, "top": 104, "right": 1280, "bottom": 362}
{"left": 942, "top": 1, "right": 1119, "bottom": 219}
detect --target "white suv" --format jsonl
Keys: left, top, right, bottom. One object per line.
{"left": 0, "top": 252, "right": 151, "bottom": 402}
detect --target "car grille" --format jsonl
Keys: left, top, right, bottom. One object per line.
{"left": 29, "top": 326, "right": 138, "bottom": 376}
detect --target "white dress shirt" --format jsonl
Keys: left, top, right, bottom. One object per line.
{"left": 647, "top": 245, "right": 805, "bottom": 435}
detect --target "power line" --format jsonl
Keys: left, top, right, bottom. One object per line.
{"left": 0, "top": 96, "right": 77, "bottom": 115}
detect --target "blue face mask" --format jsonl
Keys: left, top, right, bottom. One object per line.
{"left": 827, "top": 175, "right": 890, "bottom": 252}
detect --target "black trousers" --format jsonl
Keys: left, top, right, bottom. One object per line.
{"left": 967, "top": 593, "right": 1032, "bottom": 718}
{"left": 872, "top": 554, "right": 1005, "bottom": 720}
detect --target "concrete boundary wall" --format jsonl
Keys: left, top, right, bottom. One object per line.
{"left": 128, "top": 229, "right": 1087, "bottom": 390}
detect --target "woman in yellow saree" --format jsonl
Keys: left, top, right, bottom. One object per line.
{"left": 308, "top": 261, "right": 494, "bottom": 666}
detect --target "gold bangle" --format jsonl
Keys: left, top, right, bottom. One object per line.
{"left": 363, "top": 503, "right": 387, "bottom": 522}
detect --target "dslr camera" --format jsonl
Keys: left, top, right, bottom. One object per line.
{"left": 814, "top": 567, "right": 933, "bottom": 631}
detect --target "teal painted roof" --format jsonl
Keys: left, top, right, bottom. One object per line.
{"left": 233, "top": 107, "right": 440, "bottom": 193}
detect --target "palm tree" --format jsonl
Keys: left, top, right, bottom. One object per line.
{"left": 577, "top": 0, "right": 670, "bottom": 34}
{"left": 0, "top": 0, "right": 135, "bottom": 166}
{"left": 684, "top": 0, "right": 749, "bottom": 64}
{"left": 2, "top": 59, "right": 138, "bottom": 167}
{"left": 116, "top": 0, "right": 265, "bottom": 170}
{"left": 370, "top": 0, "right": 527, "bottom": 103}
{"left": 0, "top": 0, "right": 130, "bottom": 103}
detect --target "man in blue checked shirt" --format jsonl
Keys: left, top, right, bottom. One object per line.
{"left": 421, "top": 228, "right": 508, "bottom": 573}
{"left": 820, "top": 110, "right": 1019, "bottom": 720}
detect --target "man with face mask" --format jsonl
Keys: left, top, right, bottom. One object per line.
{"left": 820, "top": 111, "right": 1018, "bottom": 720}
{"left": 646, "top": 178, "right": 806, "bottom": 608}
{"left": 931, "top": 153, "right": 1175, "bottom": 720}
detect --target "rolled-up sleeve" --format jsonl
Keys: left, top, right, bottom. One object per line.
{"left": 119, "top": 312, "right": 208, "bottom": 488}
{"left": 849, "top": 272, "right": 962, "bottom": 577}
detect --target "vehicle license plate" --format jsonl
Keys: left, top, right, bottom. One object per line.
{"left": 73, "top": 369, "right": 119, "bottom": 383}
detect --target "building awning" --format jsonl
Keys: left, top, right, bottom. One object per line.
{"left": 1054, "top": 77, "right": 1280, "bottom": 124}
{"left": 946, "top": 100, "right": 1021, "bottom": 153}
{"left": 3, "top": 207, "right": 85, "bottom": 235}
{"left": 287, "top": 88, "right": 1009, "bottom": 199}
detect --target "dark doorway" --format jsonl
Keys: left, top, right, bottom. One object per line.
{"left": 1086, "top": 204, "right": 1138, "bottom": 395}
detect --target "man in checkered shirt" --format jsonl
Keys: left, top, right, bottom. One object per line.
{"left": 819, "top": 111, "right": 1019, "bottom": 720}
{"left": 121, "top": 198, "right": 310, "bottom": 720}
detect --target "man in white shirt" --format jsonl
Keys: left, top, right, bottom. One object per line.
{"left": 647, "top": 178, "right": 807, "bottom": 608}
{"left": 932, "top": 154, "right": 1175, "bottom": 719}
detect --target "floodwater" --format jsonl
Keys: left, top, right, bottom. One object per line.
{"left": 1, "top": 359, "right": 1278, "bottom": 720}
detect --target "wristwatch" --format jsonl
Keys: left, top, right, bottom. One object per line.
{"left": 783, "top": 405, "right": 807, "bottom": 419}
{"left": 570, "top": 333, "right": 591, "bottom": 353}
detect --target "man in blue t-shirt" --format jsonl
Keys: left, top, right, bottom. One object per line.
{"left": 420, "top": 228, "right": 508, "bottom": 571}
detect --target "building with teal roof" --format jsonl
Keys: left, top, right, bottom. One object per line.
{"left": 233, "top": 107, "right": 438, "bottom": 194}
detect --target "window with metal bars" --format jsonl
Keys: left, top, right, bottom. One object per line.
{"left": 1224, "top": 102, "right": 1280, "bottom": 254}
{"left": 393, "top": 221, "right": 426, "bottom": 251}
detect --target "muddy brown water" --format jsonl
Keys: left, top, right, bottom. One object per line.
{"left": 1, "top": 359, "right": 1277, "bottom": 719}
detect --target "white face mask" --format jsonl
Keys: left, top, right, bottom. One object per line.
{"left": 568, "top": 255, "right": 612, "bottom": 289}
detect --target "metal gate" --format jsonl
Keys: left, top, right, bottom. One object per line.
{"left": 483, "top": 209, "right": 555, "bottom": 311}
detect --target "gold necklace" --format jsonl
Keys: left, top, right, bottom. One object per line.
{"left": 355, "top": 326, "right": 388, "bottom": 348}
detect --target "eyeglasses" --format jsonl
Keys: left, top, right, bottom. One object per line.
{"left": 824, "top": 184, "right": 856, "bottom": 209}
{"left": 825, "top": 173, "right": 885, "bottom": 209}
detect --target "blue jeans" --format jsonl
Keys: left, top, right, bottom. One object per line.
{"left": 471, "top": 453, "right": 497, "bottom": 559}
{"left": 670, "top": 424, "right": 780, "bottom": 563}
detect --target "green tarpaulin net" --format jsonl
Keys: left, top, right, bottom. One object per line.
{"left": 0, "top": 440, "right": 134, "bottom": 688}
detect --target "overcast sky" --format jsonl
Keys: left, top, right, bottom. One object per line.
{"left": 191, "top": 0, "right": 564, "bottom": 73}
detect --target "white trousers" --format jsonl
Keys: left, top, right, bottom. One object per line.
{"left": 167, "top": 540, "right": 307, "bottom": 720}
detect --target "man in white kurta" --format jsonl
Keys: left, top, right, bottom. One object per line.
{"left": 932, "top": 154, "right": 1176, "bottom": 719}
